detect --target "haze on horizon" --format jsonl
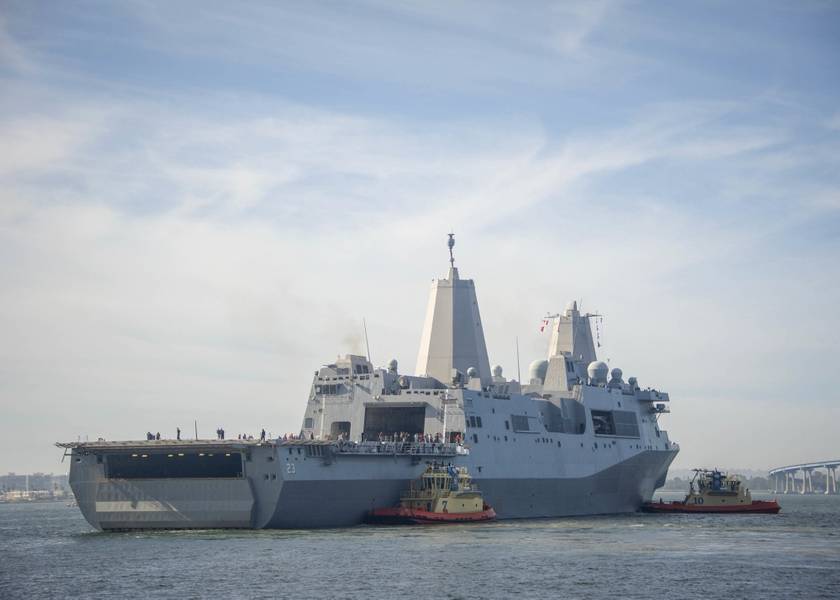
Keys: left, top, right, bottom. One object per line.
{"left": 1, "top": 1, "right": 838, "bottom": 474}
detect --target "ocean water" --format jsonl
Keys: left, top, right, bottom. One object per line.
{"left": 1, "top": 493, "right": 838, "bottom": 599}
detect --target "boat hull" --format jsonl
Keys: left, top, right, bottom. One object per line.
{"left": 641, "top": 500, "right": 781, "bottom": 514}
{"left": 366, "top": 505, "right": 496, "bottom": 525}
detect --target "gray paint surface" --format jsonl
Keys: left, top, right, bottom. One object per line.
{"left": 61, "top": 245, "right": 678, "bottom": 529}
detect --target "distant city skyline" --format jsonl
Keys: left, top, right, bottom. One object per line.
{"left": 1, "top": 1, "right": 838, "bottom": 472}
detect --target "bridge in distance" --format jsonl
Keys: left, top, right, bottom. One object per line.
{"left": 768, "top": 460, "right": 840, "bottom": 494}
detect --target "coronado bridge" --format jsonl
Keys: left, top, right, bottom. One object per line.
{"left": 768, "top": 460, "right": 840, "bottom": 494}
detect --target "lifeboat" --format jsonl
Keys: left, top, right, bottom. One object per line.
{"left": 642, "top": 468, "right": 780, "bottom": 514}
{"left": 367, "top": 463, "right": 496, "bottom": 524}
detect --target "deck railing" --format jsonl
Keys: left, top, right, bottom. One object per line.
{"left": 331, "top": 441, "right": 468, "bottom": 456}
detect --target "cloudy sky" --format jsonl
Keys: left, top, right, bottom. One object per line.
{"left": 1, "top": 1, "right": 839, "bottom": 473}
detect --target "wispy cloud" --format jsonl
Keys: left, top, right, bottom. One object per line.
{"left": 0, "top": 1, "right": 839, "bottom": 471}
{"left": 0, "top": 15, "right": 37, "bottom": 74}
{"left": 0, "top": 112, "right": 106, "bottom": 177}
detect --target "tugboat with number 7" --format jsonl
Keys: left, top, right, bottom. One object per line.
{"left": 366, "top": 463, "right": 496, "bottom": 524}
{"left": 642, "top": 468, "right": 780, "bottom": 514}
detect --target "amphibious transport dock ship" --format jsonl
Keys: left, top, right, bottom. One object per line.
{"left": 59, "top": 236, "right": 678, "bottom": 530}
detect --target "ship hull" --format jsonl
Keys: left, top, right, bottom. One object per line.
{"left": 366, "top": 506, "right": 496, "bottom": 524}
{"left": 641, "top": 500, "right": 781, "bottom": 514}
{"left": 67, "top": 445, "right": 677, "bottom": 530}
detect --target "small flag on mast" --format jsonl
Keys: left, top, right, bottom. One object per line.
{"left": 539, "top": 319, "right": 549, "bottom": 333}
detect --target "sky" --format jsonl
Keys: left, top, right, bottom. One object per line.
{"left": 1, "top": 0, "right": 839, "bottom": 473}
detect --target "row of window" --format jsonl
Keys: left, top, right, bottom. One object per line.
{"left": 467, "top": 415, "right": 483, "bottom": 428}
{"left": 315, "top": 384, "right": 345, "bottom": 395}
{"left": 474, "top": 432, "right": 564, "bottom": 448}
{"left": 316, "top": 374, "right": 372, "bottom": 382}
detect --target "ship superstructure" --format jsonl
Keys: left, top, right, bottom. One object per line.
{"left": 59, "top": 236, "right": 678, "bottom": 529}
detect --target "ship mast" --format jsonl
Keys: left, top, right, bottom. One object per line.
{"left": 415, "top": 233, "right": 491, "bottom": 385}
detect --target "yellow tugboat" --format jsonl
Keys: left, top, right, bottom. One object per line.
{"left": 643, "top": 468, "right": 780, "bottom": 514}
{"left": 366, "top": 463, "right": 496, "bottom": 524}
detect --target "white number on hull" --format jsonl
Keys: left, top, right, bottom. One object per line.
{"left": 286, "top": 463, "right": 296, "bottom": 475}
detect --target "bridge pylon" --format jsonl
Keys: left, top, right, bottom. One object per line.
{"left": 769, "top": 459, "right": 840, "bottom": 495}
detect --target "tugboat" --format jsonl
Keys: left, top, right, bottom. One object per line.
{"left": 366, "top": 463, "right": 496, "bottom": 524}
{"left": 642, "top": 468, "right": 780, "bottom": 514}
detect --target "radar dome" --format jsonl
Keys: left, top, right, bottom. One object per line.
{"left": 467, "top": 366, "right": 479, "bottom": 379}
{"left": 607, "top": 367, "right": 624, "bottom": 389}
{"left": 587, "top": 361, "right": 609, "bottom": 384}
{"left": 387, "top": 359, "right": 398, "bottom": 373}
{"left": 492, "top": 365, "right": 503, "bottom": 377}
{"left": 529, "top": 359, "right": 549, "bottom": 383}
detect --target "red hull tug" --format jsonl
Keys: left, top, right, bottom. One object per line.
{"left": 642, "top": 468, "right": 781, "bottom": 514}
{"left": 367, "top": 464, "right": 496, "bottom": 525}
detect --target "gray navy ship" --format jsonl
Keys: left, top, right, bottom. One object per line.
{"left": 58, "top": 235, "right": 678, "bottom": 529}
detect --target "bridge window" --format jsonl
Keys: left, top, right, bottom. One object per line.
{"left": 467, "top": 416, "right": 483, "bottom": 428}
{"left": 315, "top": 384, "right": 345, "bottom": 396}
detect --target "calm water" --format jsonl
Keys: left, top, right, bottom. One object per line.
{"left": 1, "top": 493, "right": 839, "bottom": 599}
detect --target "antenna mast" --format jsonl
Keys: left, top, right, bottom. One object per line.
{"left": 363, "top": 318, "right": 371, "bottom": 363}
{"left": 447, "top": 232, "right": 455, "bottom": 268}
